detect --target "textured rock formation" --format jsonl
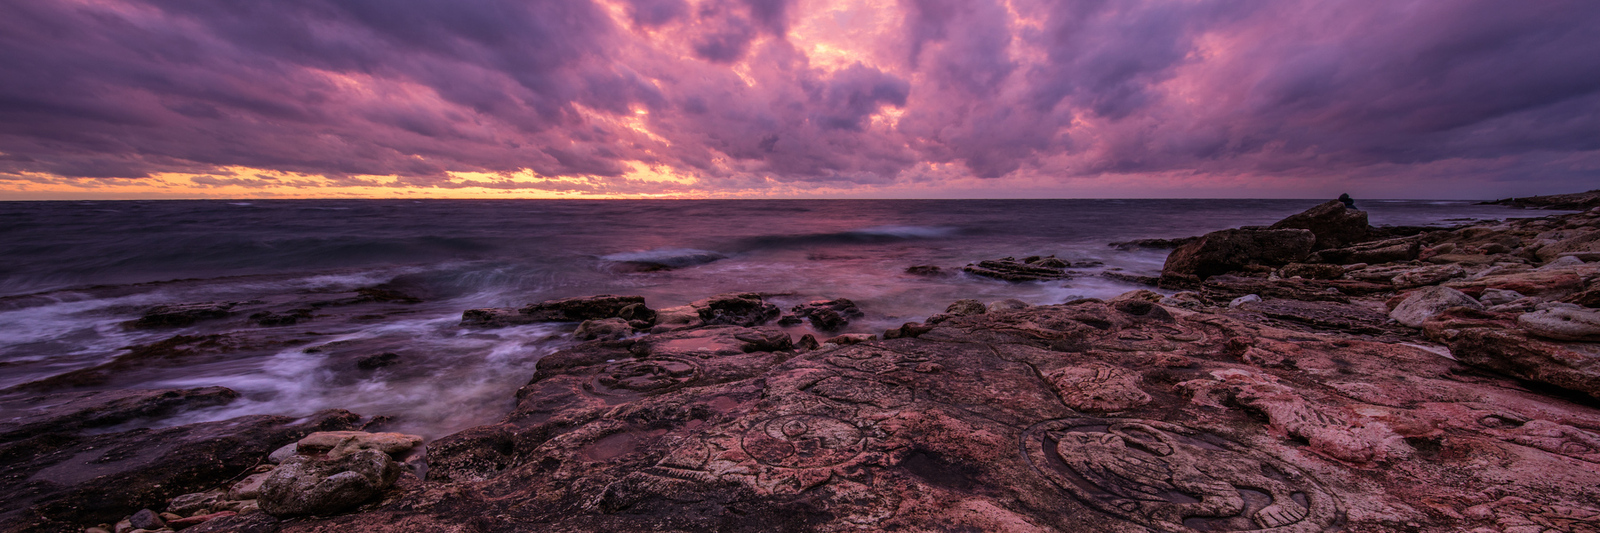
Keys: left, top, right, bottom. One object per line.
{"left": 1161, "top": 228, "right": 1316, "bottom": 283}
{"left": 1269, "top": 199, "right": 1370, "bottom": 250}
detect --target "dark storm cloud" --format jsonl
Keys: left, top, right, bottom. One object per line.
{"left": 0, "top": 0, "right": 1596, "bottom": 194}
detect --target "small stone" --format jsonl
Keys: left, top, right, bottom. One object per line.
{"left": 267, "top": 443, "right": 297, "bottom": 464}
{"left": 129, "top": 509, "right": 164, "bottom": 530}
{"left": 229, "top": 472, "right": 273, "bottom": 500}
{"left": 1390, "top": 286, "right": 1484, "bottom": 328}
{"left": 1517, "top": 306, "right": 1600, "bottom": 341}
{"left": 297, "top": 431, "right": 423, "bottom": 459}
{"left": 166, "top": 511, "right": 236, "bottom": 529}
{"left": 823, "top": 333, "right": 876, "bottom": 346}
{"left": 159, "top": 512, "right": 183, "bottom": 522}
{"left": 115, "top": 520, "right": 132, "bottom": 533}
{"left": 1479, "top": 288, "right": 1526, "bottom": 306}
{"left": 574, "top": 317, "right": 631, "bottom": 341}
{"left": 986, "top": 299, "right": 1030, "bottom": 313}
{"left": 166, "top": 490, "right": 224, "bottom": 515}
{"left": 945, "top": 299, "right": 986, "bottom": 316}
{"left": 795, "top": 334, "right": 820, "bottom": 351}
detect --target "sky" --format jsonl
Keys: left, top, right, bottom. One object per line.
{"left": 1, "top": 0, "right": 1598, "bottom": 200}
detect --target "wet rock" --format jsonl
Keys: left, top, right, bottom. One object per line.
{"left": 130, "top": 302, "right": 237, "bottom": 329}
{"left": 616, "top": 303, "right": 656, "bottom": 324}
{"left": 424, "top": 424, "right": 518, "bottom": 483}
{"left": 129, "top": 509, "right": 164, "bottom": 530}
{"left": 1278, "top": 263, "right": 1345, "bottom": 280}
{"left": 823, "top": 333, "right": 876, "bottom": 345}
{"left": 258, "top": 449, "right": 401, "bottom": 517}
{"left": 0, "top": 387, "right": 239, "bottom": 442}
{"left": 693, "top": 293, "right": 780, "bottom": 327}
{"left": 296, "top": 431, "right": 423, "bottom": 459}
{"left": 1391, "top": 286, "right": 1484, "bottom": 328}
{"left": 248, "top": 308, "right": 313, "bottom": 327}
{"left": 648, "top": 305, "right": 703, "bottom": 332}
{"left": 1099, "top": 271, "right": 1161, "bottom": 286}
{"left": 788, "top": 299, "right": 864, "bottom": 331}
{"left": 354, "top": 352, "right": 399, "bottom": 370}
{"left": 904, "top": 265, "right": 946, "bottom": 276}
{"left": 522, "top": 295, "right": 648, "bottom": 322}
{"left": 1108, "top": 236, "right": 1199, "bottom": 250}
{"left": 1268, "top": 199, "right": 1370, "bottom": 250}
{"left": 1161, "top": 228, "right": 1316, "bottom": 282}
{"left": 944, "top": 299, "right": 987, "bottom": 316}
{"left": 795, "top": 333, "right": 820, "bottom": 351}
{"left": 458, "top": 308, "right": 538, "bottom": 328}
{"left": 575, "top": 318, "right": 632, "bottom": 341}
{"left": 962, "top": 258, "right": 1071, "bottom": 282}
{"left": 986, "top": 299, "right": 1031, "bottom": 313}
{"left": 1517, "top": 306, "right": 1600, "bottom": 341}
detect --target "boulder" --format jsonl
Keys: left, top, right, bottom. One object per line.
{"left": 986, "top": 299, "right": 1031, "bottom": 313}
{"left": 693, "top": 293, "right": 779, "bottom": 327}
{"left": 823, "top": 333, "right": 876, "bottom": 345}
{"left": 296, "top": 431, "right": 423, "bottom": 458}
{"left": 904, "top": 265, "right": 946, "bottom": 277}
{"left": 459, "top": 308, "right": 540, "bottom": 328}
{"left": 649, "top": 305, "right": 704, "bottom": 332}
{"left": 1447, "top": 327, "right": 1600, "bottom": 400}
{"left": 1278, "top": 263, "right": 1346, "bottom": 280}
{"left": 1517, "top": 306, "right": 1600, "bottom": 341}
{"left": 228, "top": 471, "right": 274, "bottom": 500}
{"left": 521, "top": 295, "right": 648, "bottom": 322}
{"left": 944, "top": 299, "right": 987, "bottom": 316}
{"left": 165, "top": 490, "right": 225, "bottom": 516}
{"left": 1310, "top": 237, "right": 1422, "bottom": 265}
{"left": 1391, "top": 286, "right": 1484, "bottom": 328}
{"left": 1161, "top": 228, "right": 1316, "bottom": 282}
{"left": 258, "top": 449, "right": 401, "bottom": 517}
{"left": 962, "top": 258, "right": 1071, "bottom": 282}
{"left": 1479, "top": 288, "right": 1526, "bottom": 306}
{"left": 788, "top": 299, "right": 864, "bottom": 331}
{"left": 575, "top": 318, "right": 632, "bottom": 341}
{"left": 129, "top": 509, "right": 164, "bottom": 530}
{"left": 354, "top": 352, "right": 400, "bottom": 370}
{"left": 1229, "top": 294, "right": 1261, "bottom": 308}
{"left": 1268, "top": 199, "right": 1370, "bottom": 250}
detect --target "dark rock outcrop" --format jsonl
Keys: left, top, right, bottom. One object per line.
{"left": 258, "top": 450, "right": 401, "bottom": 517}
{"left": 462, "top": 295, "right": 652, "bottom": 328}
{"left": 1269, "top": 199, "right": 1370, "bottom": 250}
{"left": 788, "top": 299, "right": 864, "bottom": 331}
{"left": 1161, "top": 228, "right": 1316, "bottom": 283}
{"left": 962, "top": 258, "right": 1071, "bottom": 282}
{"left": 130, "top": 302, "right": 238, "bottom": 329}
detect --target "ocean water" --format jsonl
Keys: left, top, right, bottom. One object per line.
{"left": 0, "top": 199, "right": 1544, "bottom": 438}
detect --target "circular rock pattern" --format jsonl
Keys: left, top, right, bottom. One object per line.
{"left": 741, "top": 414, "right": 865, "bottom": 468}
{"left": 595, "top": 358, "right": 700, "bottom": 393}
{"left": 1022, "top": 418, "right": 1340, "bottom": 532}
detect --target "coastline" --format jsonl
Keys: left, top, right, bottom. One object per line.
{"left": 2, "top": 196, "right": 1597, "bottom": 532}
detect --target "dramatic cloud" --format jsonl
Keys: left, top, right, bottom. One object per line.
{"left": 0, "top": 0, "right": 1596, "bottom": 198}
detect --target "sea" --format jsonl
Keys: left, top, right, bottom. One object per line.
{"left": 0, "top": 199, "right": 1552, "bottom": 439}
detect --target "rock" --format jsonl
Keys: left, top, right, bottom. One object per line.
{"left": 1447, "top": 327, "right": 1600, "bottom": 399}
{"left": 823, "top": 333, "right": 876, "bottom": 345}
{"left": 459, "top": 308, "right": 539, "bottom": 328}
{"left": 130, "top": 302, "right": 237, "bottom": 329}
{"left": 296, "top": 431, "right": 423, "bottom": 458}
{"left": 1565, "top": 286, "right": 1600, "bottom": 308}
{"left": 574, "top": 318, "right": 632, "bottom": 341}
{"left": 0, "top": 387, "right": 239, "bottom": 442}
{"left": 1517, "top": 307, "right": 1600, "bottom": 341}
{"left": 617, "top": 303, "right": 656, "bottom": 324}
{"left": 354, "top": 352, "right": 399, "bottom": 370}
{"left": 424, "top": 424, "right": 518, "bottom": 483}
{"left": 962, "top": 258, "right": 1071, "bottom": 282}
{"left": 1046, "top": 364, "right": 1151, "bottom": 412}
{"left": 1032, "top": 257, "right": 1069, "bottom": 269}
{"left": 1482, "top": 188, "right": 1600, "bottom": 210}
{"left": 1108, "top": 236, "right": 1199, "bottom": 250}
{"left": 248, "top": 308, "right": 313, "bottom": 327}
{"left": 258, "top": 449, "right": 401, "bottom": 517}
{"left": 693, "top": 293, "right": 779, "bottom": 327}
{"left": 1228, "top": 294, "right": 1261, "bottom": 308}
{"left": 1107, "top": 290, "right": 1162, "bottom": 305}
{"left": 165, "top": 490, "right": 224, "bottom": 516}
{"left": 166, "top": 511, "right": 236, "bottom": 530}
{"left": 945, "top": 299, "right": 987, "bottom": 316}
{"left": 1268, "top": 199, "right": 1370, "bottom": 250}
{"left": 1161, "top": 228, "right": 1316, "bottom": 282}
{"left": 788, "top": 299, "right": 864, "bottom": 331}
{"left": 1310, "top": 237, "right": 1422, "bottom": 265}
{"left": 986, "top": 299, "right": 1031, "bottom": 313}
{"left": 795, "top": 333, "right": 820, "bottom": 351}
{"left": 85, "top": 528, "right": 111, "bottom": 533}
{"left": 1540, "top": 255, "right": 1587, "bottom": 270}
{"left": 180, "top": 510, "right": 279, "bottom": 533}
{"left": 1278, "top": 263, "right": 1345, "bottom": 280}
{"left": 1479, "top": 288, "right": 1526, "bottom": 306}
{"left": 267, "top": 443, "right": 298, "bottom": 464}
{"left": 1534, "top": 228, "right": 1600, "bottom": 262}
{"left": 1392, "top": 264, "right": 1466, "bottom": 288}
{"left": 1391, "top": 286, "right": 1484, "bottom": 328}
{"left": 1159, "top": 291, "right": 1205, "bottom": 309}
{"left": 1099, "top": 271, "right": 1161, "bottom": 286}
{"left": 522, "top": 295, "right": 648, "bottom": 322}
{"left": 881, "top": 322, "right": 933, "bottom": 340}
{"left": 904, "top": 265, "right": 946, "bottom": 276}
{"left": 129, "top": 509, "right": 164, "bottom": 530}
{"left": 648, "top": 305, "right": 704, "bottom": 332}
{"left": 229, "top": 472, "right": 274, "bottom": 500}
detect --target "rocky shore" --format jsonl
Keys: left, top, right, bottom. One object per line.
{"left": 4, "top": 195, "right": 1600, "bottom": 533}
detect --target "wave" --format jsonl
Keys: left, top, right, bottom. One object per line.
{"left": 732, "top": 225, "right": 959, "bottom": 250}
{"left": 600, "top": 248, "right": 726, "bottom": 269}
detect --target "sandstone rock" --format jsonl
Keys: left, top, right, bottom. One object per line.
{"left": 1279, "top": 263, "right": 1346, "bottom": 280}
{"left": 574, "top": 317, "right": 632, "bottom": 341}
{"left": 1447, "top": 327, "right": 1600, "bottom": 399}
{"left": 1161, "top": 228, "right": 1315, "bottom": 282}
{"left": 1106, "top": 290, "right": 1162, "bottom": 305}
{"left": 616, "top": 303, "right": 656, "bottom": 324}
{"left": 1534, "top": 227, "right": 1600, "bottom": 262}
{"left": 1229, "top": 294, "right": 1261, "bottom": 308}
{"left": 522, "top": 295, "right": 648, "bottom": 322}
{"left": 1159, "top": 291, "right": 1205, "bottom": 309}
{"left": 166, "top": 511, "right": 236, "bottom": 529}
{"left": 1310, "top": 236, "right": 1422, "bottom": 265}
{"left": 692, "top": 293, "right": 779, "bottom": 327}
{"left": 962, "top": 258, "right": 1070, "bottom": 282}
{"left": 424, "top": 424, "right": 518, "bottom": 483}
{"left": 945, "top": 299, "right": 987, "bottom": 316}
{"left": 1540, "top": 255, "right": 1587, "bottom": 270}
{"left": 165, "top": 490, "right": 224, "bottom": 516}
{"left": 296, "top": 431, "right": 423, "bottom": 459}
{"left": 789, "top": 299, "right": 864, "bottom": 331}
{"left": 267, "top": 443, "right": 298, "bottom": 464}
{"left": 648, "top": 305, "right": 704, "bottom": 332}
{"left": 229, "top": 471, "right": 274, "bottom": 500}
{"left": 459, "top": 307, "right": 539, "bottom": 328}
{"left": 823, "top": 333, "right": 876, "bottom": 345}
{"left": 130, "top": 302, "right": 237, "bottom": 329}
{"left": 0, "top": 387, "right": 239, "bottom": 442}
{"left": 1392, "top": 264, "right": 1466, "bottom": 288}
{"left": 1046, "top": 364, "right": 1151, "bottom": 411}
{"left": 1108, "top": 236, "right": 1199, "bottom": 250}
{"left": 258, "top": 449, "right": 401, "bottom": 517}
{"left": 180, "top": 510, "right": 279, "bottom": 533}
{"left": 904, "top": 265, "right": 946, "bottom": 276}
{"left": 1479, "top": 288, "right": 1526, "bottom": 306}
{"left": 986, "top": 298, "right": 1031, "bottom": 313}
{"left": 1268, "top": 199, "right": 1370, "bottom": 250}
{"left": 1517, "top": 306, "right": 1600, "bottom": 341}
{"left": 1391, "top": 286, "right": 1484, "bottom": 328}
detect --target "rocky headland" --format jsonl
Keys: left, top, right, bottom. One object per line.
{"left": 4, "top": 195, "right": 1600, "bottom": 533}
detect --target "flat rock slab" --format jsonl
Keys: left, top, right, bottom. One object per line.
{"left": 282, "top": 302, "right": 1600, "bottom": 533}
